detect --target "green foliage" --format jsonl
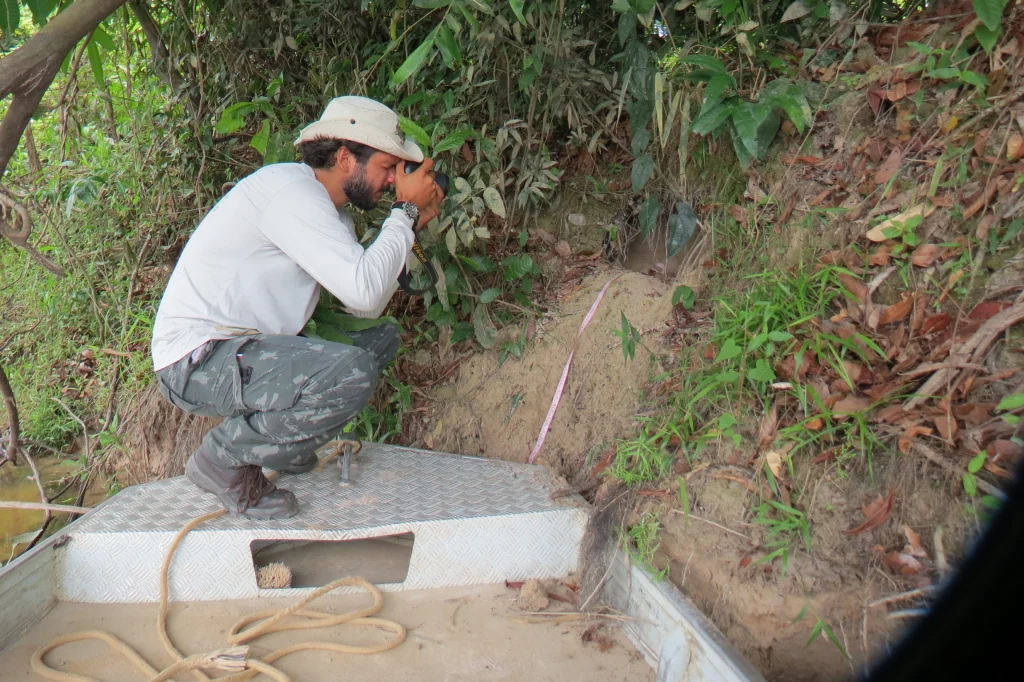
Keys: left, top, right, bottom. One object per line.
{"left": 613, "top": 312, "right": 642, "bottom": 362}
{"left": 752, "top": 500, "right": 812, "bottom": 576}
{"left": 672, "top": 285, "right": 695, "bottom": 310}
{"left": 609, "top": 424, "right": 674, "bottom": 486}
{"left": 625, "top": 511, "right": 669, "bottom": 580}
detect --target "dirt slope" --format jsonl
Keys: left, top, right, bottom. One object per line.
{"left": 429, "top": 270, "right": 675, "bottom": 476}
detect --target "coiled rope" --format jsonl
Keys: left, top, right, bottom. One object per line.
{"left": 31, "top": 442, "right": 404, "bottom": 682}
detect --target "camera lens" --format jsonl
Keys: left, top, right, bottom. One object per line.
{"left": 405, "top": 161, "right": 449, "bottom": 198}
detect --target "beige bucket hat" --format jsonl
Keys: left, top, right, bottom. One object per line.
{"left": 294, "top": 96, "right": 424, "bottom": 163}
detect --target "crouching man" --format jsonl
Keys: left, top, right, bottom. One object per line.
{"left": 150, "top": 96, "right": 442, "bottom": 519}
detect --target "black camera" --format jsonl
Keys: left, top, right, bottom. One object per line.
{"left": 404, "top": 161, "right": 449, "bottom": 198}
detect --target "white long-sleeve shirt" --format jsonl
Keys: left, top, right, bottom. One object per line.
{"left": 151, "top": 163, "right": 414, "bottom": 371}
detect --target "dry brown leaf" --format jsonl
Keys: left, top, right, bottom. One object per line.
{"left": 554, "top": 241, "right": 572, "bottom": 258}
{"left": 869, "top": 244, "right": 894, "bottom": 266}
{"left": 875, "top": 404, "right": 908, "bottom": 423}
{"left": 878, "top": 297, "right": 914, "bottom": 326}
{"left": 581, "top": 624, "right": 614, "bottom": 652}
{"left": 806, "top": 417, "right": 824, "bottom": 431}
{"left": 968, "top": 301, "right": 1010, "bottom": 320}
{"left": 904, "top": 526, "right": 928, "bottom": 559}
{"left": 884, "top": 551, "right": 924, "bottom": 576}
{"left": 874, "top": 148, "right": 903, "bottom": 185}
{"left": 728, "top": 204, "right": 749, "bottom": 226}
{"left": 921, "top": 313, "right": 951, "bottom": 335}
{"left": 1008, "top": 133, "right": 1023, "bottom": 161}
{"left": 866, "top": 203, "right": 936, "bottom": 242}
{"left": 911, "top": 244, "right": 941, "bottom": 267}
{"left": 898, "top": 425, "right": 933, "bottom": 454}
{"left": 831, "top": 308, "right": 850, "bottom": 323}
{"left": 844, "top": 489, "right": 895, "bottom": 535}
{"left": 987, "top": 439, "right": 1023, "bottom": 460}
{"left": 838, "top": 273, "right": 869, "bottom": 304}
{"left": 765, "top": 450, "right": 784, "bottom": 480}
{"left": 842, "top": 359, "right": 865, "bottom": 383}
{"left": 758, "top": 403, "right": 779, "bottom": 451}
{"left": 932, "top": 413, "right": 958, "bottom": 442}
{"left": 833, "top": 395, "right": 872, "bottom": 416}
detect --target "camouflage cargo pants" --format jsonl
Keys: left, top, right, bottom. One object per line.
{"left": 155, "top": 325, "right": 400, "bottom": 470}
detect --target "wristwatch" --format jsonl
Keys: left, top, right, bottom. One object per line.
{"left": 392, "top": 201, "right": 420, "bottom": 229}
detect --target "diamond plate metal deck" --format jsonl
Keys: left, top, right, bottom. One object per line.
{"left": 56, "top": 444, "right": 587, "bottom": 603}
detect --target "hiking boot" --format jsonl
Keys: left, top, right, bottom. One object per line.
{"left": 277, "top": 454, "right": 319, "bottom": 475}
{"left": 185, "top": 450, "right": 299, "bottom": 520}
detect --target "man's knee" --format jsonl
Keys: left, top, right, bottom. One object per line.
{"left": 376, "top": 323, "right": 401, "bottom": 369}
{"left": 304, "top": 347, "right": 380, "bottom": 408}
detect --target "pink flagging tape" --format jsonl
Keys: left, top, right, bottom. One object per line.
{"left": 528, "top": 275, "right": 622, "bottom": 464}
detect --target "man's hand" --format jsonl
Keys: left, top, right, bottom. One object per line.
{"left": 396, "top": 159, "right": 444, "bottom": 231}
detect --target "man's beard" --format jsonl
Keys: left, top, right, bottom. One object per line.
{"left": 343, "top": 167, "right": 379, "bottom": 211}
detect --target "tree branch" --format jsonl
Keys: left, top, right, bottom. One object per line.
{"left": 0, "top": 363, "right": 20, "bottom": 467}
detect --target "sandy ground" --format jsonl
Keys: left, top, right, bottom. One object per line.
{"left": 1, "top": 584, "right": 652, "bottom": 682}
{"left": 432, "top": 270, "right": 675, "bottom": 478}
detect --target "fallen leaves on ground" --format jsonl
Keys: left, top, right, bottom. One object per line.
{"left": 582, "top": 624, "right": 615, "bottom": 652}
{"left": 845, "top": 490, "right": 896, "bottom": 535}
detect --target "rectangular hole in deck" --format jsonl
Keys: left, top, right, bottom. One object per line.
{"left": 249, "top": 533, "right": 414, "bottom": 589}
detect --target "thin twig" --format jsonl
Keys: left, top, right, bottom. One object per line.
{"left": 580, "top": 540, "right": 622, "bottom": 613}
{"left": 868, "top": 585, "right": 936, "bottom": 608}
{"left": 672, "top": 510, "right": 753, "bottom": 541}
{"left": 51, "top": 397, "right": 91, "bottom": 467}
{"left": 0, "top": 500, "right": 91, "bottom": 514}
{"left": 12, "top": 445, "right": 52, "bottom": 550}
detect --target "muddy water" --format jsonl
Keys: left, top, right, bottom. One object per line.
{"left": 0, "top": 457, "right": 91, "bottom": 563}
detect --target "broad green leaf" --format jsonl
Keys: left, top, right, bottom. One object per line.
{"left": 926, "top": 67, "right": 961, "bottom": 79}
{"left": 92, "top": 26, "right": 116, "bottom": 50}
{"left": 639, "top": 195, "right": 661, "bottom": 236}
{"left": 975, "top": 24, "right": 1000, "bottom": 52}
{"left": 459, "top": 254, "right": 496, "bottom": 273}
{"left": 251, "top": 120, "right": 270, "bottom": 155}
{"left": 25, "top": 0, "right": 57, "bottom": 25}
{"left": 434, "top": 127, "right": 476, "bottom": 153}
{"left": 630, "top": 0, "right": 656, "bottom": 13}
{"left": 667, "top": 201, "right": 697, "bottom": 257}
{"left": 87, "top": 40, "right": 105, "bottom": 87}
{"left": 715, "top": 338, "right": 742, "bottom": 363}
{"left": 502, "top": 253, "right": 534, "bottom": 280}
{"left": 781, "top": 0, "right": 811, "bottom": 22}
{"left": 731, "top": 102, "right": 772, "bottom": 158}
{"left": 963, "top": 472, "right": 978, "bottom": 496}
{"left": 719, "top": 412, "right": 737, "bottom": 429}
{"left": 997, "top": 393, "right": 1024, "bottom": 411}
{"left": 768, "top": 331, "right": 793, "bottom": 342}
{"left": 701, "top": 74, "right": 732, "bottom": 116}
{"left": 747, "top": 332, "right": 769, "bottom": 352}
{"left": 392, "top": 28, "right": 437, "bottom": 87}
{"left": 509, "top": 0, "right": 526, "bottom": 25}
{"left": 436, "top": 24, "right": 462, "bottom": 68}
{"left": 631, "top": 153, "right": 655, "bottom": 192}
{"left": 399, "top": 116, "right": 431, "bottom": 149}
{"left": 690, "top": 101, "right": 732, "bottom": 135}
{"left": 0, "top": 0, "right": 18, "bottom": 36}
{"left": 479, "top": 287, "right": 501, "bottom": 304}
{"left": 472, "top": 303, "right": 498, "bottom": 349}
{"left": 749, "top": 358, "right": 776, "bottom": 383}
{"left": 413, "top": 0, "right": 451, "bottom": 6}
{"left": 618, "top": 10, "right": 636, "bottom": 45}
{"left": 678, "top": 54, "right": 730, "bottom": 76}
{"left": 959, "top": 70, "right": 988, "bottom": 90}
{"left": 446, "top": 226, "right": 458, "bottom": 255}
{"left": 483, "top": 187, "right": 506, "bottom": 218}
{"left": 631, "top": 128, "right": 651, "bottom": 156}
{"left": 973, "top": 0, "right": 1007, "bottom": 31}
{"left": 462, "top": 0, "right": 493, "bottom": 12}
{"left": 968, "top": 451, "right": 987, "bottom": 474}
{"left": 672, "top": 285, "right": 694, "bottom": 309}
